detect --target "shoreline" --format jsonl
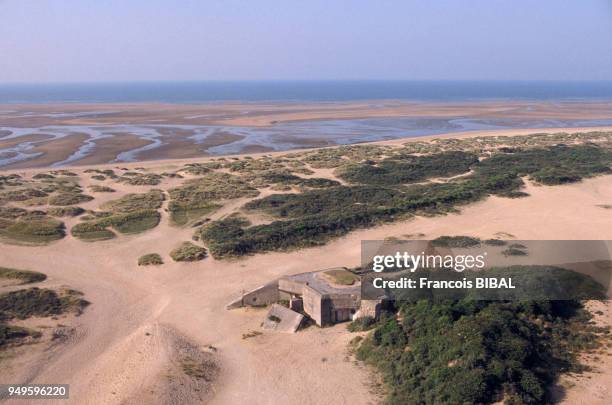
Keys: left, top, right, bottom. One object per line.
{"left": 2, "top": 124, "right": 611, "bottom": 174}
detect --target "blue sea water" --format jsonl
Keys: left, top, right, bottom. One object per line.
{"left": 1, "top": 81, "right": 612, "bottom": 103}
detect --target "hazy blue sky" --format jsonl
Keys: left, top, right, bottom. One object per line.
{"left": 1, "top": 0, "right": 611, "bottom": 82}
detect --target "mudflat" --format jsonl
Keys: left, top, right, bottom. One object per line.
{"left": 2, "top": 100, "right": 612, "bottom": 169}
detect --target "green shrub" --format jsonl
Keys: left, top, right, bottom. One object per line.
{"left": 356, "top": 299, "right": 601, "bottom": 405}
{"left": 0, "top": 287, "right": 89, "bottom": 320}
{"left": 201, "top": 144, "right": 611, "bottom": 258}
{"left": 89, "top": 185, "right": 116, "bottom": 193}
{"left": 336, "top": 151, "right": 478, "bottom": 185}
{"left": 347, "top": 316, "right": 376, "bottom": 332}
{"left": 0, "top": 267, "right": 46, "bottom": 284}
{"left": 0, "top": 217, "right": 65, "bottom": 244}
{"left": 483, "top": 239, "right": 507, "bottom": 246}
{"left": 432, "top": 235, "right": 481, "bottom": 248}
{"left": 71, "top": 222, "right": 116, "bottom": 241}
{"left": 101, "top": 189, "right": 164, "bottom": 212}
{"left": 118, "top": 173, "right": 163, "bottom": 185}
{"left": 138, "top": 253, "right": 164, "bottom": 266}
{"left": 170, "top": 242, "right": 208, "bottom": 262}
{"left": 47, "top": 206, "right": 85, "bottom": 217}
{"left": 71, "top": 209, "right": 160, "bottom": 239}
{"left": 48, "top": 193, "right": 94, "bottom": 206}
{"left": 0, "top": 324, "right": 41, "bottom": 347}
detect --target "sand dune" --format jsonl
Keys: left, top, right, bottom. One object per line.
{"left": 0, "top": 127, "right": 611, "bottom": 404}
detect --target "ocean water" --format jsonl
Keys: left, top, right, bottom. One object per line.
{"left": 1, "top": 81, "right": 612, "bottom": 103}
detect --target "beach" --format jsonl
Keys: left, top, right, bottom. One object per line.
{"left": 0, "top": 125, "right": 611, "bottom": 404}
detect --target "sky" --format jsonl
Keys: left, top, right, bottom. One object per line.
{"left": 0, "top": 0, "right": 611, "bottom": 83}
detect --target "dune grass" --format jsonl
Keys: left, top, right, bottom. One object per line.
{"left": 48, "top": 192, "right": 94, "bottom": 206}
{"left": 47, "top": 206, "right": 85, "bottom": 217}
{"left": 169, "top": 203, "right": 220, "bottom": 227}
{"left": 431, "top": 236, "right": 481, "bottom": 248}
{"left": 170, "top": 242, "right": 208, "bottom": 262}
{"left": 138, "top": 253, "right": 164, "bottom": 266}
{"left": 0, "top": 324, "right": 41, "bottom": 348}
{"left": 0, "top": 287, "right": 89, "bottom": 320}
{"left": 89, "top": 185, "right": 116, "bottom": 193}
{"left": 0, "top": 267, "right": 47, "bottom": 285}
{"left": 71, "top": 209, "right": 160, "bottom": 240}
{"left": 101, "top": 189, "right": 164, "bottom": 212}
{"left": 201, "top": 143, "right": 612, "bottom": 258}
{"left": 71, "top": 189, "right": 165, "bottom": 240}
{"left": 118, "top": 173, "right": 163, "bottom": 186}
{"left": 0, "top": 217, "right": 65, "bottom": 245}
{"left": 71, "top": 222, "right": 116, "bottom": 241}
{"left": 0, "top": 267, "right": 47, "bottom": 284}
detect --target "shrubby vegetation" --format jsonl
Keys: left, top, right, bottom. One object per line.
{"left": 0, "top": 279, "right": 88, "bottom": 349}
{"left": 170, "top": 242, "right": 208, "bottom": 262}
{"left": 355, "top": 299, "right": 607, "bottom": 405}
{"left": 245, "top": 169, "right": 340, "bottom": 189}
{"left": 101, "top": 189, "right": 164, "bottom": 212}
{"left": 200, "top": 144, "right": 611, "bottom": 257}
{"left": 347, "top": 316, "right": 376, "bottom": 332}
{"left": 432, "top": 235, "right": 481, "bottom": 248}
{"left": 89, "top": 185, "right": 116, "bottom": 193}
{"left": 47, "top": 206, "right": 85, "bottom": 217}
{"left": 0, "top": 324, "right": 41, "bottom": 348}
{"left": 0, "top": 287, "right": 89, "bottom": 320}
{"left": 138, "top": 253, "right": 164, "bottom": 266}
{"left": 72, "top": 190, "right": 164, "bottom": 240}
{"left": 0, "top": 216, "right": 65, "bottom": 244}
{"left": 0, "top": 267, "right": 47, "bottom": 285}
{"left": 336, "top": 151, "right": 478, "bottom": 185}
{"left": 48, "top": 192, "right": 93, "bottom": 206}
{"left": 167, "top": 172, "right": 257, "bottom": 226}
{"left": 118, "top": 173, "right": 163, "bottom": 185}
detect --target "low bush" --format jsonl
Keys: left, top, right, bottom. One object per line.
{"left": 0, "top": 267, "right": 47, "bottom": 284}
{"left": 48, "top": 193, "right": 94, "bottom": 206}
{"left": 0, "top": 287, "right": 89, "bottom": 320}
{"left": 101, "top": 189, "right": 164, "bottom": 213}
{"left": 0, "top": 217, "right": 65, "bottom": 244}
{"left": 0, "top": 324, "right": 41, "bottom": 347}
{"left": 47, "top": 206, "right": 85, "bottom": 217}
{"left": 170, "top": 242, "right": 208, "bottom": 262}
{"left": 356, "top": 299, "right": 604, "bottom": 405}
{"left": 347, "top": 316, "right": 376, "bottom": 332}
{"left": 431, "top": 235, "right": 481, "bottom": 248}
{"left": 89, "top": 185, "right": 116, "bottom": 193}
{"left": 138, "top": 253, "right": 164, "bottom": 266}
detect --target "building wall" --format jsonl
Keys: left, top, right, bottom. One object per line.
{"left": 302, "top": 285, "right": 325, "bottom": 326}
{"left": 226, "top": 280, "right": 279, "bottom": 309}
{"left": 278, "top": 278, "right": 306, "bottom": 295}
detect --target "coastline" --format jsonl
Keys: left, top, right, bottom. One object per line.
{"left": 2, "top": 124, "right": 611, "bottom": 174}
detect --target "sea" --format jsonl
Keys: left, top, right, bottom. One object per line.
{"left": 1, "top": 80, "right": 612, "bottom": 103}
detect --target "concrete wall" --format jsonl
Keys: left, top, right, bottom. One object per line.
{"left": 356, "top": 299, "right": 381, "bottom": 319}
{"left": 302, "top": 285, "right": 325, "bottom": 326}
{"left": 262, "top": 304, "right": 304, "bottom": 333}
{"left": 226, "top": 280, "right": 280, "bottom": 309}
{"left": 278, "top": 278, "right": 306, "bottom": 295}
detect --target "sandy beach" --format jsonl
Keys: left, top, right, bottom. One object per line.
{"left": 0, "top": 126, "right": 611, "bottom": 405}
